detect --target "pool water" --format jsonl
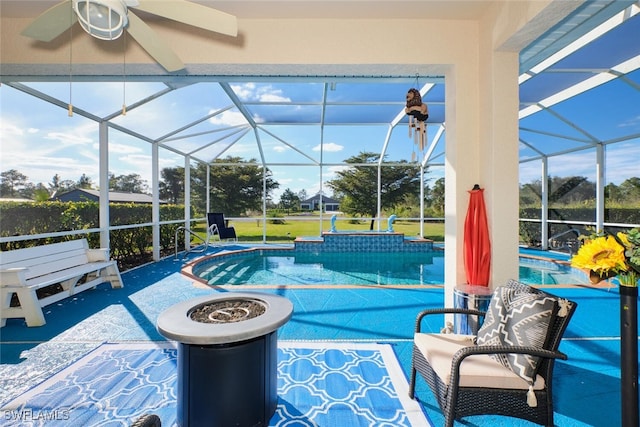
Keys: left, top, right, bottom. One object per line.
{"left": 519, "top": 258, "right": 588, "bottom": 285}
{"left": 194, "top": 250, "right": 590, "bottom": 286}
{"left": 196, "top": 251, "right": 444, "bottom": 286}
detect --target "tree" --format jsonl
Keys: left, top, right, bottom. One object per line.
{"left": 605, "top": 182, "right": 624, "bottom": 204}
{"left": 32, "top": 184, "right": 51, "bottom": 201}
{"left": 191, "top": 156, "right": 279, "bottom": 216}
{"left": 77, "top": 173, "right": 94, "bottom": 189}
{"left": 428, "top": 177, "right": 445, "bottom": 216}
{"left": 48, "top": 173, "right": 76, "bottom": 196}
{"left": 548, "top": 176, "right": 593, "bottom": 204}
{"left": 520, "top": 180, "right": 542, "bottom": 207}
{"left": 297, "top": 189, "right": 308, "bottom": 202}
{"left": 109, "top": 173, "right": 148, "bottom": 193}
{"left": 327, "top": 151, "right": 422, "bottom": 229}
{"left": 159, "top": 167, "right": 185, "bottom": 204}
{"left": 520, "top": 176, "right": 595, "bottom": 207}
{"left": 0, "top": 169, "right": 28, "bottom": 197}
{"left": 279, "top": 188, "right": 300, "bottom": 214}
{"left": 619, "top": 178, "right": 640, "bottom": 203}
{"left": 49, "top": 174, "right": 62, "bottom": 194}
{"left": 0, "top": 169, "right": 27, "bottom": 197}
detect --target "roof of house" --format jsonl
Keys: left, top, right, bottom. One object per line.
{"left": 51, "top": 189, "right": 159, "bottom": 204}
{"left": 301, "top": 194, "right": 340, "bottom": 204}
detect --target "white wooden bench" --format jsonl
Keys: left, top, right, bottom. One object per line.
{"left": 0, "top": 239, "right": 123, "bottom": 327}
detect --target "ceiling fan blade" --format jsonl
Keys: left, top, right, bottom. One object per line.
{"left": 134, "top": 0, "right": 237, "bottom": 37}
{"left": 21, "top": 0, "right": 77, "bottom": 42}
{"left": 127, "top": 12, "right": 185, "bottom": 72}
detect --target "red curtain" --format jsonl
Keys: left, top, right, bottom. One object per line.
{"left": 463, "top": 187, "right": 491, "bottom": 286}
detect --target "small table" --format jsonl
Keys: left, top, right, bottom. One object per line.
{"left": 453, "top": 284, "right": 493, "bottom": 335}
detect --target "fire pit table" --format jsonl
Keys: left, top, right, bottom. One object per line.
{"left": 157, "top": 292, "right": 293, "bottom": 427}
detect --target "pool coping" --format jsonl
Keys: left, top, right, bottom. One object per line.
{"left": 519, "top": 253, "right": 616, "bottom": 289}
{"left": 181, "top": 246, "right": 616, "bottom": 290}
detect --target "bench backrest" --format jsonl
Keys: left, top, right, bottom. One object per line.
{"left": 0, "top": 239, "right": 91, "bottom": 280}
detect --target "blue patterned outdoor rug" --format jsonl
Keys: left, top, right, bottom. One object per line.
{"left": 1, "top": 341, "right": 430, "bottom": 426}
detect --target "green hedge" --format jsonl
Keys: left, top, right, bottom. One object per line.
{"left": 0, "top": 201, "right": 190, "bottom": 270}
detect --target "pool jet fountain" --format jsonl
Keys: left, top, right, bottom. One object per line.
{"left": 157, "top": 292, "right": 293, "bottom": 427}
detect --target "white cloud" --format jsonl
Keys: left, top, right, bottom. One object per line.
{"left": 618, "top": 115, "right": 640, "bottom": 128}
{"left": 108, "top": 142, "right": 143, "bottom": 154}
{"left": 0, "top": 115, "right": 102, "bottom": 184}
{"left": 209, "top": 110, "right": 248, "bottom": 126}
{"left": 230, "top": 83, "right": 256, "bottom": 100}
{"left": 520, "top": 143, "right": 640, "bottom": 185}
{"left": 273, "top": 145, "right": 287, "bottom": 153}
{"left": 0, "top": 122, "right": 24, "bottom": 136}
{"left": 259, "top": 92, "right": 290, "bottom": 102}
{"left": 116, "top": 153, "right": 153, "bottom": 178}
{"left": 44, "top": 131, "right": 92, "bottom": 145}
{"left": 312, "top": 142, "right": 343, "bottom": 152}
{"left": 230, "top": 83, "right": 291, "bottom": 103}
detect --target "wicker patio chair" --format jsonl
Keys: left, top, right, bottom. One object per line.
{"left": 408, "top": 281, "right": 577, "bottom": 427}
{"left": 130, "top": 413, "right": 161, "bottom": 427}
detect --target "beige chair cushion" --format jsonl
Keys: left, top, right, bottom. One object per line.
{"left": 414, "top": 333, "right": 545, "bottom": 390}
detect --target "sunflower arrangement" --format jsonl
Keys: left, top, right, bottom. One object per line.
{"left": 571, "top": 228, "right": 640, "bottom": 287}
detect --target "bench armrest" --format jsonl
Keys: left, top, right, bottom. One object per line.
{"left": 87, "top": 248, "right": 110, "bottom": 262}
{"left": 453, "top": 344, "right": 568, "bottom": 363}
{"left": 414, "top": 308, "right": 486, "bottom": 333}
{"left": 0, "top": 267, "right": 28, "bottom": 286}
{"left": 450, "top": 344, "right": 567, "bottom": 386}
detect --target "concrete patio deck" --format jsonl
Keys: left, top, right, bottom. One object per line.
{"left": 0, "top": 244, "right": 632, "bottom": 426}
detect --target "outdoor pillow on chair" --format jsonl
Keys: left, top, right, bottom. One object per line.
{"left": 475, "top": 280, "right": 560, "bottom": 385}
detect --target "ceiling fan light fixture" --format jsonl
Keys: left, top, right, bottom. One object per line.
{"left": 73, "top": 0, "right": 128, "bottom": 40}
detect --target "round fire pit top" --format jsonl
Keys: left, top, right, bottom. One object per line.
{"left": 157, "top": 292, "right": 293, "bottom": 345}
{"left": 190, "top": 298, "right": 267, "bottom": 324}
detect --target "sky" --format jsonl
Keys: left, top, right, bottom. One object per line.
{"left": 0, "top": 74, "right": 638, "bottom": 202}
{"left": 1, "top": 7, "right": 639, "bottom": 201}
{"left": 0, "top": 79, "right": 448, "bottom": 200}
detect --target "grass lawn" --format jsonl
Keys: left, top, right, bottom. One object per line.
{"left": 192, "top": 216, "right": 445, "bottom": 243}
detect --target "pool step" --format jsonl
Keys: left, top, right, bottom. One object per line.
{"left": 204, "top": 259, "right": 251, "bottom": 284}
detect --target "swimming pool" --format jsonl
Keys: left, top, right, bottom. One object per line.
{"left": 191, "top": 249, "right": 590, "bottom": 287}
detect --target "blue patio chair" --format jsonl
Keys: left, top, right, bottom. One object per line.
{"left": 207, "top": 212, "right": 237, "bottom": 242}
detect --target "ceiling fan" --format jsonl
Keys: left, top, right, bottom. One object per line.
{"left": 21, "top": 0, "right": 238, "bottom": 72}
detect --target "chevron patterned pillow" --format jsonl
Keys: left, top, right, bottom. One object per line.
{"left": 475, "top": 280, "right": 559, "bottom": 383}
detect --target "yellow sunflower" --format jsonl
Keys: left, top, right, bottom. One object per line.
{"left": 617, "top": 231, "right": 631, "bottom": 249}
{"left": 571, "top": 235, "right": 628, "bottom": 279}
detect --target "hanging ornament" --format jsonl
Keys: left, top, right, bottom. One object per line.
{"left": 405, "top": 88, "right": 428, "bottom": 159}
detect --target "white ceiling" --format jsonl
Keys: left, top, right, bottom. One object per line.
{"left": 0, "top": 0, "right": 497, "bottom": 20}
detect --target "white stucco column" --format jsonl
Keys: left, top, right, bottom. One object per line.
{"left": 444, "top": 8, "right": 521, "bottom": 310}
{"left": 480, "top": 50, "right": 520, "bottom": 287}
{"left": 444, "top": 62, "right": 480, "bottom": 309}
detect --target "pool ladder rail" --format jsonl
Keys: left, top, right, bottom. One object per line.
{"left": 547, "top": 228, "right": 581, "bottom": 255}
{"left": 174, "top": 226, "right": 208, "bottom": 260}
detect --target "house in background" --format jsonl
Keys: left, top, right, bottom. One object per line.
{"left": 50, "top": 189, "right": 162, "bottom": 204}
{"left": 300, "top": 194, "right": 340, "bottom": 212}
